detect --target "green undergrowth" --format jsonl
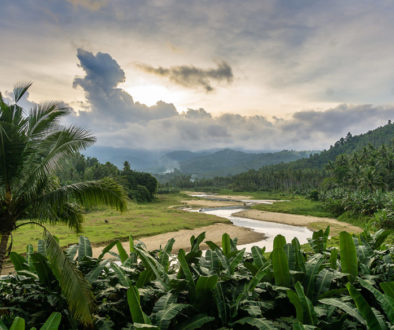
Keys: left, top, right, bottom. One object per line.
{"left": 11, "top": 194, "right": 227, "bottom": 253}
{"left": 1, "top": 227, "right": 393, "bottom": 329}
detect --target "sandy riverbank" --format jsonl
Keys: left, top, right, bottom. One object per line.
{"left": 182, "top": 199, "right": 243, "bottom": 208}
{"left": 233, "top": 209, "right": 363, "bottom": 235}
{"left": 92, "top": 223, "right": 265, "bottom": 257}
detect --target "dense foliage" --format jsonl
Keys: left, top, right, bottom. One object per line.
{"left": 0, "top": 84, "right": 126, "bottom": 273}
{"left": 1, "top": 228, "right": 393, "bottom": 329}
{"left": 57, "top": 154, "right": 158, "bottom": 202}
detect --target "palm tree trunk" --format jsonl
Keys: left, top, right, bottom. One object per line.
{"left": 0, "top": 232, "right": 10, "bottom": 274}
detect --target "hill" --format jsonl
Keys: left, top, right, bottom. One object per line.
{"left": 172, "top": 149, "right": 314, "bottom": 177}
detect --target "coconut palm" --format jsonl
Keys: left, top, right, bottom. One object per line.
{"left": 0, "top": 83, "right": 127, "bottom": 273}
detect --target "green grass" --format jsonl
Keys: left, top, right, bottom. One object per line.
{"left": 252, "top": 197, "right": 335, "bottom": 218}
{"left": 217, "top": 189, "right": 297, "bottom": 200}
{"left": 12, "top": 193, "right": 228, "bottom": 253}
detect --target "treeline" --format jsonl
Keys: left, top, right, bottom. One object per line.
{"left": 56, "top": 154, "right": 158, "bottom": 202}
{"left": 167, "top": 121, "right": 394, "bottom": 193}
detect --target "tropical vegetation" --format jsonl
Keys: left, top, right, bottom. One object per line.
{"left": 0, "top": 227, "right": 393, "bottom": 329}
{"left": 0, "top": 83, "right": 127, "bottom": 273}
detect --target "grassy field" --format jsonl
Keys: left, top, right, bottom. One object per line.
{"left": 216, "top": 189, "right": 297, "bottom": 200}
{"left": 12, "top": 193, "right": 228, "bottom": 253}
{"left": 252, "top": 197, "right": 335, "bottom": 218}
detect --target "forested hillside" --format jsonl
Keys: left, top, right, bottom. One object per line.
{"left": 190, "top": 121, "right": 394, "bottom": 192}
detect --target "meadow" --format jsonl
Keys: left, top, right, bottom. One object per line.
{"left": 11, "top": 193, "right": 228, "bottom": 253}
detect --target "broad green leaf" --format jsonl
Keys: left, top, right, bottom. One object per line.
{"left": 159, "top": 238, "right": 175, "bottom": 271}
{"left": 294, "top": 282, "right": 317, "bottom": 325}
{"left": 9, "top": 316, "right": 25, "bottom": 330}
{"left": 339, "top": 232, "right": 358, "bottom": 280}
{"left": 129, "top": 235, "right": 135, "bottom": 253}
{"left": 346, "top": 282, "right": 383, "bottom": 329}
{"left": 26, "top": 244, "right": 34, "bottom": 269}
{"left": 214, "top": 283, "right": 228, "bottom": 324}
{"left": 222, "top": 233, "right": 231, "bottom": 257}
{"left": 271, "top": 235, "right": 291, "bottom": 287}
{"left": 155, "top": 303, "right": 189, "bottom": 329}
{"left": 251, "top": 246, "right": 265, "bottom": 268}
{"left": 234, "top": 317, "right": 274, "bottom": 329}
{"left": 175, "top": 314, "right": 215, "bottom": 330}
{"left": 9, "top": 252, "right": 28, "bottom": 271}
{"left": 229, "top": 249, "right": 245, "bottom": 274}
{"left": 40, "top": 312, "right": 62, "bottom": 330}
{"left": 110, "top": 262, "right": 130, "bottom": 287}
{"left": 37, "top": 240, "right": 46, "bottom": 256}
{"left": 380, "top": 281, "right": 394, "bottom": 299}
{"left": 65, "top": 244, "right": 78, "bottom": 261}
{"left": 178, "top": 249, "right": 195, "bottom": 297}
{"left": 136, "top": 269, "right": 153, "bottom": 288}
{"left": 116, "top": 241, "right": 128, "bottom": 263}
{"left": 195, "top": 275, "right": 218, "bottom": 305}
{"left": 292, "top": 238, "right": 306, "bottom": 272}
{"left": 288, "top": 290, "right": 304, "bottom": 322}
{"left": 78, "top": 236, "right": 92, "bottom": 260}
{"left": 329, "top": 248, "right": 338, "bottom": 269}
{"left": 304, "top": 255, "right": 324, "bottom": 299}
{"left": 319, "top": 298, "right": 366, "bottom": 325}
{"left": 205, "top": 241, "right": 220, "bottom": 251}
{"left": 152, "top": 293, "right": 176, "bottom": 314}
{"left": 136, "top": 247, "right": 169, "bottom": 289}
{"left": 45, "top": 231, "right": 94, "bottom": 326}
{"left": 359, "top": 278, "right": 394, "bottom": 323}
{"left": 98, "top": 240, "right": 117, "bottom": 260}
{"left": 31, "top": 253, "right": 55, "bottom": 284}
{"left": 127, "top": 286, "right": 146, "bottom": 324}
{"left": 371, "top": 229, "right": 390, "bottom": 249}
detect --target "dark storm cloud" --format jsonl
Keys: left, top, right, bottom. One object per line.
{"left": 137, "top": 62, "right": 233, "bottom": 92}
{"left": 72, "top": 49, "right": 178, "bottom": 126}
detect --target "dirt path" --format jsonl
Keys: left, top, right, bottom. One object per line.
{"left": 92, "top": 223, "right": 265, "bottom": 258}
{"left": 234, "top": 209, "right": 363, "bottom": 235}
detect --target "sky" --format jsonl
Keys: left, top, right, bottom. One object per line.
{"left": 0, "top": 0, "right": 393, "bottom": 151}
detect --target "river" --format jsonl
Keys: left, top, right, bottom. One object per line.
{"left": 188, "top": 194, "right": 313, "bottom": 251}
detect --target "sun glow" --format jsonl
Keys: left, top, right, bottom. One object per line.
{"left": 122, "top": 82, "right": 182, "bottom": 107}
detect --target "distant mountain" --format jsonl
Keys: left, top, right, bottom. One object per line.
{"left": 164, "top": 148, "right": 316, "bottom": 177}
{"left": 84, "top": 146, "right": 317, "bottom": 178}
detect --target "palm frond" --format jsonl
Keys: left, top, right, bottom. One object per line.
{"left": 26, "top": 202, "right": 84, "bottom": 232}
{"left": 27, "top": 103, "right": 70, "bottom": 138}
{"left": 15, "top": 126, "right": 95, "bottom": 198}
{"left": 13, "top": 82, "right": 32, "bottom": 103}
{"left": 44, "top": 230, "right": 94, "bottom": 325}
{"left": 36, "top": 178, "right": 127, "bottom": 212}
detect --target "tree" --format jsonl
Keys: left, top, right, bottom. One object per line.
{"left": 0, "top": 83, "right": 127, "bottom": 273}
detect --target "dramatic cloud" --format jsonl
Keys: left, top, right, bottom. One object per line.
{"left": 68, "top": 50, "right": 393, "bottom": 151}
{"left": 73, "top": 49, "right": 178, "bottom": 126}
{"left": 137, "top": 62, "right": 233, "bottom": 92}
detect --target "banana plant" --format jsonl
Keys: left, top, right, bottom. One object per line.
{"left": 0, "top": 312, "right": 61, "bottom": 330}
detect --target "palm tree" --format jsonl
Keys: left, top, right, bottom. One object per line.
{"left": 0, "top": 83, "right": 127, "bottom": 273}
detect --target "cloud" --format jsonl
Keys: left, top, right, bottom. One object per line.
{"left": 137, "top": 61, "right": 233, "bottom": 92}
{"left": 72, "top": 49, "right": 178, "bottom": 126}
{"left": 67, "top": 49, "right": 393, "bottom": 151}
{"left": 67, "top": 0, "right": 108, "bottom": 11}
